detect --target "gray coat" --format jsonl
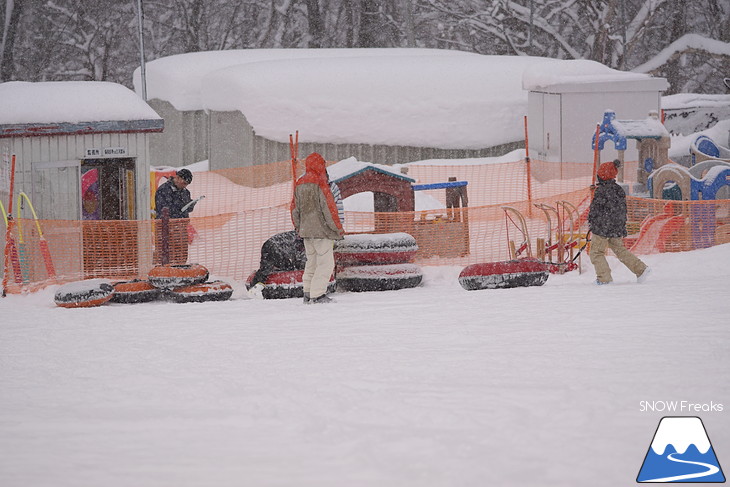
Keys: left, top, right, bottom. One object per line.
{"left": 292, "top": 183, "right": 343, "bottom": 240}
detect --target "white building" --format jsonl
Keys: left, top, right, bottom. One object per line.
{"left": 524, "top": 60, "right": 670, "bottom": 165}
{"left": 0, "top": 81, "right": 163, "bottom": 221}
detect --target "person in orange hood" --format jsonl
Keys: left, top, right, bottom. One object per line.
{"left": 588, "top": 159, "right": 650, "bottom": 285}
{"left": 291, "top": 153, "right": 344, "bottom": 303}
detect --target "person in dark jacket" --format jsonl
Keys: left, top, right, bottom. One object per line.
{"left": 154, "top": 169, "right": 197, "bottom": 265}
{"left": 588, "top": 159, "right": 650, "bottom": 284}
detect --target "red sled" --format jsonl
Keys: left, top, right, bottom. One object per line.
{"left": 459, "top": 258, "right": 549, "bottom": 290}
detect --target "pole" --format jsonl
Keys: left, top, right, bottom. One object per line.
{"left": 136, "top": 0, "right": 148, "bottom": 101}
{"left": 160, "top": 207, "right": 170, "bottom": 265}
{"left": 2, "top": 154, "right": 18, "bottom": 295}
{"left": 524, "top": 115, "right": 532, "bottom": 216}
{"left": 592, "top": 123, "right": 600, "bottom": 186}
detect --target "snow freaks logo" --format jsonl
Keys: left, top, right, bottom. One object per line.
{"left": 637, "top": 416, "right": 726, "bottom": 483}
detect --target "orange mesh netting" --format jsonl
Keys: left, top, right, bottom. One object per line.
{"left": 3, "top": 158, "right": 729, "bottom": 294}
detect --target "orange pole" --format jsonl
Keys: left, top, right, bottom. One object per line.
{"left": 524, "top": 115, "right": 532, "bottom": 216}
{"left": 592, "top": 123, "right": 600, "bottom": 186}
{"left": 3, "top": 154, "right": 20, "bottom": 296}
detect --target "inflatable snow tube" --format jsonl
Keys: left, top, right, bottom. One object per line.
{"left": 245, "top": 270, "right": 336, "bottom": 299}
{"left": 335, "top": 232, "right": 418, "bottom": 266}
{"left": 167, "top": 280, "right": 234, "bottom": 303}
{"left": 110, "top": 279, "right": 162, "bottom": 304}
{"left": 54, "top": 279, "right": 114, "bottom": 308}
{"left": 458, "top": 259, "right": 549, "bottom": 290}
{"left": 148, "top": 264, "right": 209, "bottom": 290}
{"left": 337, "top": 263, "right": 423, "bottom": 292}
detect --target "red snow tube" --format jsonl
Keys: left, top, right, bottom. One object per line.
{"left": 335, "top": 232, "right": 418, "bottom": 265}
{"left": 148, "top": 264, "right": 209, "bottom": 290}
{"left": 458, "top": 259, "right": 549, "bottom": 290}
{"left": 337, "top": 263, "right": 423, "bottom": 292}
{"left": 54, "top": 279, "right": 114, "bottom": 308}
{"left": 167, "top": 280, "right": 234, "bottom": 303}
{"left": 110, "top": 279, "right": 161, "bottom": 304}
{"left": 245, "top": 270, "right": 336, "bottom": 299}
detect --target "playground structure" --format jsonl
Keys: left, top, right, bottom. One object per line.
{"left": 328, "top": 159, "right": 471, "bottom": 259}
{"left": 593, "top": 110, "right": 730, "bottom": 254}
{"left": 690, "top": 134, "right": 730, "bottom": 166}
{"left": 592, "top": 110, "right": 671, "bottom": 192}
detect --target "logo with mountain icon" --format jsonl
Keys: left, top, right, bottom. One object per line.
{"left": 637, "top": 416, "right": 725, "bottom": 483}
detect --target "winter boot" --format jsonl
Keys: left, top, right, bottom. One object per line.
{"left": 310, "top": 294, "right": 334, "bottom": 304}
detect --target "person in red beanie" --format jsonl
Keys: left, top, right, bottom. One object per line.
{"left": 588, "top": 159, "right": 651, "bottom": 285}
{"left": 291, "top": 153, "right": 345, "bottom": 303}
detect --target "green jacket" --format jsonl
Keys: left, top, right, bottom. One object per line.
{"left": 292, "top": 182, "right": 343, "bottom": 240}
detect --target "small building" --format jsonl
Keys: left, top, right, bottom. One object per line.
{"left": 0, "top": 81, "right": 163, "bottom": 282}
{"left": 524, "top": 60, "right": 669, "bottom": 166}
{"left": 0, "top": 81, "right": 163, "bottom": 221}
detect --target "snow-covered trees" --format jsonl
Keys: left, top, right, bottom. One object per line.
{"left": 1, "top": 0, "right": 729, "bottom": 93}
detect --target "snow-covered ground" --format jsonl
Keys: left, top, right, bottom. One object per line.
{"left": 1, "top": 243, "right": 728, "bottom": 487}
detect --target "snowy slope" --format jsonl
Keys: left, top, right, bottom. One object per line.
{"left": 1, "top": 244, "right": 728, "bottom": 487}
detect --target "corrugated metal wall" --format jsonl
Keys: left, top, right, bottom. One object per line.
{"left": 149, "top": 102, "right": 523, "bottom": 171}
{"left": 2, "top": 132, "right": 151, "bottom": 221}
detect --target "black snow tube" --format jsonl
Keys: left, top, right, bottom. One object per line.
{"left": 245, "top": 270, "right": 336, "bottom": 299}
{"left": 148, "top": 264, "right": 209, "bottom": 290}
{"left": 167, "top": 280, "right": 234, "bottom": 303}
{"left": 337, "top": 263, "right": 423, "bottom": 292}
{"left": 110, "top": 279, "right": 161, "bottom": 304}
{"left": 458, "top": 259, "right": 549, "bottom": 290}
{"left": 248, "top": 231, "right": 306, "bottom": 288}
{"left": 334, "top": 233, "right": 418, "bottom": 266}
{"left": 54, "top": 279, "right": 114, "bottom": 308}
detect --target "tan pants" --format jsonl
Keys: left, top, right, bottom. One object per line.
{"left": 302, "top": 238, "right": 335, "bottom": 299}
{"left": 589, "top": 234, "right": 647, "bottom": 283}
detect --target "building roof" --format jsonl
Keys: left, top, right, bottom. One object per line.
{"left": 0, "top": 81, "right": 163, "bottom": 138}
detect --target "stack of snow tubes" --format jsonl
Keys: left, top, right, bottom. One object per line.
{"left": 54, "top": 264, "right": 233, "bottom": 307}
{"left": 334, "top": 233, "right": 423, "bottom": 292}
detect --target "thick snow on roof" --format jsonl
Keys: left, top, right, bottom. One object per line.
{"left": 327, "top": 157, "right": 414, "bottom": 183}
{"left": 522, "top": 59, "right": 655, "bottom": 91}
{"left": 201, "top": 53, "right": 549, "bottom": 149}
{"left": 612, "top": 115, "right": 670, "bottom": 139}
{"left": 135, "top": 49, "right": 671, "bottom": 150}
{"left": 0, "top": 81, "right": 161, "bottom": 125}
{"left": 134, "top": 48, "right": 472, "bottom": 112}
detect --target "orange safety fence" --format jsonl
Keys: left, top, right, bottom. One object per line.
{"left": 3, "top": 158, "right": 730, "bottom": 294}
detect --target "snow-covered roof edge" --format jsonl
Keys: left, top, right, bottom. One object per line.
{"left": 0, "top": 119, "right": 164, "bottom": 139}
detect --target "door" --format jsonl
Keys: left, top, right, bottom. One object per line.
{"left": 80, "top": 158, "right": 136, "bottom": 220}
{"left": 80, "top": 158, "right": 139, "bottom": 278}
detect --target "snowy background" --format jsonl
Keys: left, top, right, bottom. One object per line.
{"left": 2, "top": 49, "right": 730, "bottom": 486}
